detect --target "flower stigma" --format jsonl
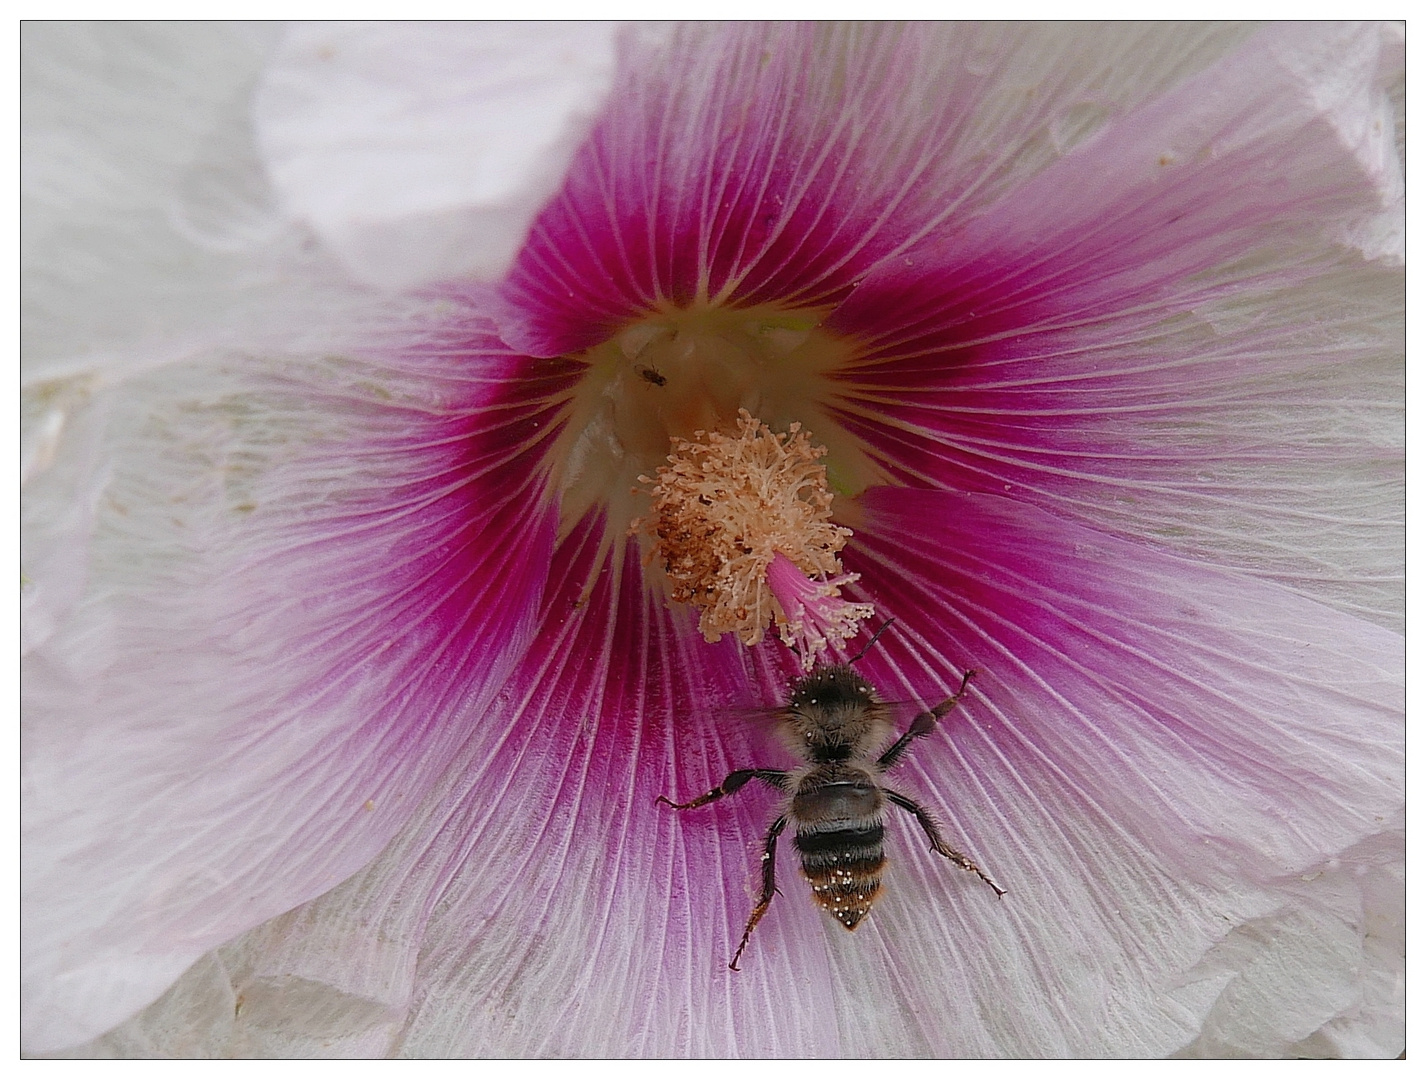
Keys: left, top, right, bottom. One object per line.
{"left": 544, "top": 304, "right": 884, "bottom": 667}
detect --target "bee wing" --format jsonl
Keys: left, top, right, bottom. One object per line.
{"left": 711, "top": 704, "right": 806, "bottom": 751}
{"left": 873, "top": 699, "right": 921, "bottom": 727}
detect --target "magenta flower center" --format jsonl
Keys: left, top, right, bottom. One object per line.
{"left": 544, "top": 303, "right": 886, "bottom": 661}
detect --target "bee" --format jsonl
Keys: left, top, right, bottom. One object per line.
{"left": 635, "top": 364, "right": 667, "bottom": 387}
{"left": 658, "top": 631, "right": 1004, "bottom": 970}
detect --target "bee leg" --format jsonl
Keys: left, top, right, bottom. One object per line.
{"left": 656, "top": 768, "right": 788, "bottom": 810}
{"left": 885, "top": 789, "right": 1005, "bottom": 897}
{"left": 876, "top": 669, "right": 977, "bottom": 771}
{"left": 730, "top": 815, "right": 787, "bottom": 971}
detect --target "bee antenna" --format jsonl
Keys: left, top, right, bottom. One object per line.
{"left": 849, "top": 618, "right": 896, "bottom": 664}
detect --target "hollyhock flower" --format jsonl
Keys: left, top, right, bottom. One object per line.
{"left": 22, "top": 21, "right": 1404, "bottom": 1058}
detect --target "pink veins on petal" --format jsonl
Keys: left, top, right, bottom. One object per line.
{"left": 25, "top": 21, "right": 1403, "bottom": 1058}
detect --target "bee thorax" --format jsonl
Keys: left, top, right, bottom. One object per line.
{"left": 784, "top": 665, "right": 892, "bottom": 762}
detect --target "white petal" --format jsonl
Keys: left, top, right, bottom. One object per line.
{"left": 253, "top": 22, "right": 617, "bottom": 290}
{"left": 1268, "top": 22, "right": 1404, "bottom": 262}
{"left": 22, "top": 318, "right": 558, "bottom": 1052}
{"left": 830, "top": 22, "right": 1404, "bottom": 630}
{"left": 61, "top": 494, "right": 1404, "bottom": 1057}
{"left": 60, "top": 529, "right": 845, "bottom": 1057}
{"left": 1177, "top": 828, "right": 1404, "bottom": 1057}
{"left": 21, "top": 23, "right": 312, "bottom": 382}
{"left": 842, "top": 489, "right": 1402, "bottom": 1056}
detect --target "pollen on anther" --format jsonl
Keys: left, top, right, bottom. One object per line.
{"left": 632, "top": 410, "right": 871, "bottom": 668}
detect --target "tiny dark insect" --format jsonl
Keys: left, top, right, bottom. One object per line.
{"left": 635, "top": 364, "right": 667, "bottom": 387}
{"left": 658, "top": 627, "right": 1004, "bottom": 970}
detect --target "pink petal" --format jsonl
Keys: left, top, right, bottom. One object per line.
{"left": 73, "top": 490, "right": 1403, "bottom": 1056}
{"left": 499, "top": 23, "right": 1261, "bottom": 356}
{"left": 825, "top": 23, "right": 1403, "bottom": 627}
{"left": 22, "top": 305, "right": 560, "bottom": 1052}
{"left": 70, "top": 522, "right": 845, "bottom": 1055}
{"left": 27, "top": 22, "right": 1403, "bottom": 1059}
{"left": 396, "top": 526, "right": 847, "bottom": 1055}
{"left": 830, "top": 487, "right": 1402, "bottom": 1054}
{"left": 849, "top": 488, "right": 1401, "bottom": 876}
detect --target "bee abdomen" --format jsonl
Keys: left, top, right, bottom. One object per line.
{"left": 795, "top": 824, "right": 885, "bottom": 931}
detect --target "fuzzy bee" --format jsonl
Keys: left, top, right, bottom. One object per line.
{"left": 658, "top": 650, "right": 1004, "bottom": 970}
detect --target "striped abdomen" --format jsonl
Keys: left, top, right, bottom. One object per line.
{"left": 791, "top": 779, "right": 886, "bottom": 930}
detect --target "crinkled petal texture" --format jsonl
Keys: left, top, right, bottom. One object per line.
{"left": 827, "top": 23, "right": 1404, "bottom": 630}
{"left": 30, "top": 21, "right": 1403, "bottom": 1059}
{"left": 253, "top": 22, "right": 617, "bottom": 290}
{"left": 22, "top": 21, "right": 600, "bottom": 1054}
{"left": 503, "top": 23, "right": 1268, "bottom": 353}
{"left": 22, "top": 305, "right": 564, "bottom": 1052}
{"left": 68, "top": 495, "right": 1402, "bottom": 1057}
